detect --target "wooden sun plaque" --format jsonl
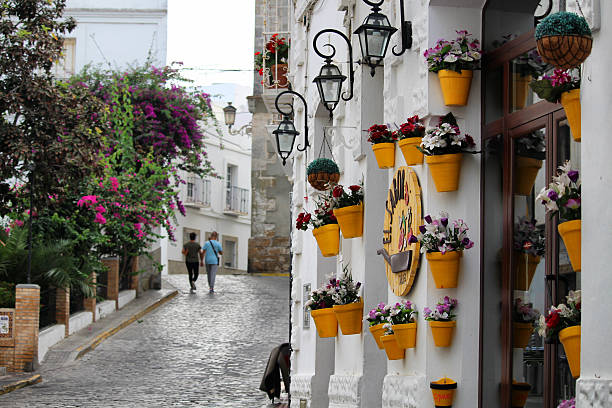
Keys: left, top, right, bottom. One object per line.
{"left": 382, "top": 167, "right": 422, "bottom": 296}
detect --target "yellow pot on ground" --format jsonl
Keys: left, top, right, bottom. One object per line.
{"left": 398, "top": 137, "right": 424, "bottom": 166}
{"left": 514, "top": 156, "right": 542, "bottom": 196}
{"left": 558, "top": 219, "right": 581, "bottom": 272}
{"left": 430, "top": 377, "right": 457, "bottom": 407}
{"left": 429, "top": 320, "right": 456, "bottom": 347}
{"left": 561, "top": 89, "right": 581, "bottom": 142}
{"left": 511, "top": 73, "right": 532, "bottom": 110}
{"left": 513, "top": 252, "right": 540, "bottom": 291}
{"left": 312, "top": 224, "right": 340, "bottom": 257}
{"left": 381, "top": 334, "right": 405, "bottom": 360}
{"left": 425, "top": 153, "right": 463, "bottom": 192}
{"left": 372, "top": 142, "right": 396, "bottom": 169}
{"left": 333, "top": 299, "right": 363, "bottom": 335}
{"left": 310, "top": 308, "right": 338, "bottom": 338}
{"left": 369, "top": 323, "right": 386, "bottom": 349}
{"left": 427, "top": 251, "right": 462, "bottom": 289}
{"left": 333, "top": 203, "right": 364, "bottom": 239}
{"left": 559, "top": 325, "right": 581, "bottom": 378}
{"left": 393, "top": 323, "right": 417, "bottom": 349}
{"left": 512, "top": 322, "right": 534, "bottom": 349}
{"left": 511, "top": 382, "right": 532, "bottom": 408}
{"left": 438, "top": 69, "right": 473, "bottom": 106}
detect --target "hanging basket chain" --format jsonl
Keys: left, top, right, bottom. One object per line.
{"left": 574, "top": 0, "right": 585, "bottom": 18}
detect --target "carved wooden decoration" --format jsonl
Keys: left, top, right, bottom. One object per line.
{"left": 382, "top": 167, "right": 422, "bottom": 296}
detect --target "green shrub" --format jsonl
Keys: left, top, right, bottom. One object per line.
{"left": 307, "top": 158, "right": 340, "bottom": 176}
{"left": 535, "top": 12, "right": 591, "bottom": 40}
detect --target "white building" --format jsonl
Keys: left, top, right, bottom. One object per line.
{"left": 281, "top": 1, "right": 610, "bottom": 407}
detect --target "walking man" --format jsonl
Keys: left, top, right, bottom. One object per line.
{"left": 202, "top": 231, "right": 223, "bottom": 293}
{"left": 182, "top": 232, "right": 203, "bottom": 291}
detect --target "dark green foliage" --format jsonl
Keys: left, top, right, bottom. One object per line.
{"left": 535, "top": 12, "right": 591, "bottom": 40}
{"left": 306, "top": 158, "right": 339, "bottom": 176}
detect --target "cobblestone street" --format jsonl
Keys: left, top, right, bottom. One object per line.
{"left": 0, "top": 274, "right": 290, "bottom": 407}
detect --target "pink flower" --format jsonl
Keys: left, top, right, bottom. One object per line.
{"left": 14, "top": 220, "right": 24, "bottom": 227}
{"left": 94, "top": 213, "right": 107, "bottom": 225}
{"left": 109, "top": 177, "right": 119, "bottom": 192}
{"left": 95, "top": 205, "right": 106, "bottom": 214}
{"left": 77, "top": 195, "right": 98, "bottom": 207}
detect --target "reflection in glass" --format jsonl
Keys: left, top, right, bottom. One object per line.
{"left": 510, "top": 50, "right": 550, "bottom": 113}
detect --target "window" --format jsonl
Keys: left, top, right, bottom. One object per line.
{"left": 222, "top": 237, "right": 237, "bottom": 269}
{"left": 53, "top": 38, "right": 76, "bottom": 79}
{"left": 187, "top": 181, "right": 194, "bottom": 201}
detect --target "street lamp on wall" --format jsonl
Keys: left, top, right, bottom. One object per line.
{"left": 354, "top": 0, "right": 397, "bottom": 76}
{"left": 223, "top": 102, "right": 252, "bottom": 136}
{"left": 273, "top": 90, "right": 310, "bottom": 165}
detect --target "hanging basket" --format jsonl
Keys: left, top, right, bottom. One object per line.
{"left": 398, "top": 137, "right": 424, "bottom": 166}
{"left": 312, "top": 224, "right": 340, "bottom": 257}
{"left": 307, "top": 158, "right": 340, "bottom": 191}
{"left": 559, "top": 325, "right": 581, "bottom": 378}
{"left": 393, "top": 323, "right": 417, "bottom": 349}
{"left": 427, "top": 251, "right": 462, "bottom": 289}
{"left": 333, "top": 203, "right": 364, "bottom": 238}
{"left": 437, "top": 69, "right": 473, "bottom": 106}
{"left": 558, "top": 219, "right": 581, "bottom": 272}
{"left": 310, "top": 307, "right": 338, "bottom": 338}
{"left": 369, "top": 323, "right": 386, "bottom": 349}
{"left": 513, "top": 252, "right": 540, "bottom": 291}
{"left": 561, "top": 89, "right": 581, "bottom": 142}
{"left": 426, "top": 153, "right": 463, "bottom": 192}
{"left": 512, "top": 322, "right": 534, "bottom": 349}
{"left": 511, "top": 382, "right": 532, "bottom": 408}
{"left": 536, "top": 35, "right": 592, "bottom": 70}
{"left": 514, "top": 156, "right": 542, "bottom": 196}
{"left": 381, "top": 334, "right": 405, "bottom": 360}
{"left": 333, "top": 298, "right": 364, "bottom": 335}
{"left": 430, "top": 377, "right": 457, "bottom": 407}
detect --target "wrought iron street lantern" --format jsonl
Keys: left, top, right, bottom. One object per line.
{"left": 273, "top": 91, "right": 310, "bottom": 165}
{"left": 354, "top": 0, "right": 397, "bottom": 76}
{"left": 223, "top": 102, "right": 237, "bottom": 128}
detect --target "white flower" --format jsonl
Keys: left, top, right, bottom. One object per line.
{"left": 460, "top": 53, "right": 473, "bottom": 62}
{"left": 470, "top": 51, "right": 481, "bottom": 60}
{"left": 537, "top": 315, "right": 546, "bottom": 337}
{"left": 443, "top": 54, "right": 458, "bottom": 63}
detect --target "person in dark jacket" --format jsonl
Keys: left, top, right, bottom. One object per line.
{"left": 260, "top": 343, "right": 291, "bottom": 403}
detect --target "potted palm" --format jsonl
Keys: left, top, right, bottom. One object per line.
{"left": 305, "top": 280, "right": 338, "bottom": 338}
{"left": 365, "top": 302, "right": 391, "bottom": 349}
{"left": 417, "top": 213, "right": 474, "bottom": 289}
{"left": 513, "top": 218, "right": 545, "bottom": 291}
{"left": 536, "top": 161, "right": 581, "bottom": 271}
{"left": 424, "top": 30, "right": 482, "bottom": 106}
{"left": 366, "top": 124, "right": 397, "bottom": 169}
{"left": 331, "top": 268, "right": 363, "bottom": 335}
{"left": 296, "top": 193, "right": 339, "bottom": 257}
{"left": 307, "top": 158, "right": 340, "bottom": 191}
{"left": 512, "top": 298, "right": 540, "bottom": 349}
{"left": 535, "top": 12, "right": 592, "bottom": 70}
{"left": 515, "top": 131, "right": 546, "bottom": 195}
{"left": 420, "top": 113, "right": 475, "bottom": 192}
{"left": 395, "top": 115, "right": 425, "bottom": 166}
{"left": 388, "top": 300, "right": 418, "bottom": 349}
{"left": 424, "top": 297, "right": 458, "bottom": 347}
{"left": 331, "top": 184, "right": 364, "bottom": 238}
{"left": 254, "top": 34, "right": 290, "bottom": 88}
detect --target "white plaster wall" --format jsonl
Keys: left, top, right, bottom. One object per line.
{"left": 96, "top": 300, "right": 117, "bottom": 320}
{"left": 117, "top": 289, "right": 136, "bottom": 309}
{"left": 38, "top": 325, "right": 66, "bottom": 363}
{"left": 68, "top": 311, "right": 94, "bottom": 335}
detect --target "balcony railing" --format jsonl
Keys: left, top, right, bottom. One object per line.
{"left": 225, "top": 186, "right": 250, "bottom": 215}
{"left": 185, "top": 177, "right": 211, "bottom": 207}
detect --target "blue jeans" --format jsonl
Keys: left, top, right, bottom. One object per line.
{"left": 205, "top": 264, "right": 218, "bottom": 289}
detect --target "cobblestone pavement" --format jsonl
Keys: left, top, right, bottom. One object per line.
{"left": 0, "top": 274, "right": 290, "bottom": 407}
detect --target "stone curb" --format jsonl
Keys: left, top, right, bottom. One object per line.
{"left": 0, "top": 374, "right": 42, "bottom": 396}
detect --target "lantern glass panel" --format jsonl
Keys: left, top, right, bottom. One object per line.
{"left": 223, "top": 104, "right": 237, "bottom": 126}
{"left": 313, "top": 64, "right": 345, "bottom": 111}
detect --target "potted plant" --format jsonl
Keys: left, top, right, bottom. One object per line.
{"left": 254, "top": 33, "right": 290, "bottom": 88}
{"left": 366, "top": 124, "right": 397, "bottom": 169}
{"left": 417, "top": 213, "right": 474, "bottom": 288}
{"left": 331, "top": 267, "right": 363, "bottom": 335}
{"left": 365, "top": 302, "right": 391, "bottom": 349}
{"left": 535, "top": 12, "right": 592, "bottom": 70}
{"left": 388, "top": 300, "right": 418, "bottom": 349}
{"left": 511, "top": 381, "right": 532, "bottom": 408}
{"left": 419, "top": 113, "right": 475, "bottom": 192}
{"left": 530, "top": 69, "right": 581, "bottom": 142}
{"left": 515, "top": 131, "right": 546, "bottom": 195}
{"left": 536, "top": 161, "right": 581, "bottom": 271}
{"left": 395, "top": 115, "right": 426, "bottom": 166}
{"left": 332, "top": 184, "right": 364, "bottom": 238}
{"left": 424, "top": 30, "right": 482, "bottom": 106}
{"left": 305, "top": 280, "right": 338, "bottom": 338}
{"left": 306, "top": 158, "right": 340, "bottom": 191}
{"left": 380, "top": 324, "right": 405, "bottom": 360}
{"left": 424, "top": 297, "right": 458, "bottom": 347}
{"left": 512, "top": 298, "right": 540, "bottom": 349}
{"left": 430, "top": 377, "right": 457, "bottom": 407}
{"left": 296, "top": 193, "right": 339, "bottom": 257}
{"left": 513, "top": 217, "right": 545, "bottom": 291}
{"left": 557, "top": 398, "right": 576, "bottom": 408}
{"left": 538, "top": 290, "right": 581, "bottom": 378}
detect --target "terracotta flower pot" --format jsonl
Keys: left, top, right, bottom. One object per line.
{"left": 425, "top": 153, "right": 463, "bottom": 192}
{"left": 369, "top": 323, "right": 386, "bottom": 349}
{"left": 514, "top": 156, "right": 542, "bottom": 196}
{"left": 393, "top": 323, "right": 417, "bottom": 349}
{"left": 430, "top": 377, "right": 457, "bottom": 407}
{"left": 429, "top": 320, "right": 456, "bottom": 347}
{"left": 511, "top": 381, "right": 531, "bottom": 408}
{"left": 511, "top": 73, "right": 532, "bottom": 110}
{"left": 381, "top": 334, "right": 405, "bottom": 360}
{"left": 558, "top": 219, "right": 581, "bottom": 272}
{"left": 372, "top": 142, "right": 396, "bottom": 169}
{"left": 559, "top": 325, "right": 581, "bottom": 378}
{"left": 312, "top": 224, "right": 340, "bottom": 257}
{"left": 427, "top": 251, "right": 462, "bottom": 289}
{"left": 333, "top": 203, "right": 364, "bottom": 238}
{"left": 333, "top": 299, "right": 363, "bottom": 335}
{"left": 437, "top": 69, "right": 473, "bottom": 106}
{"left": 561, "top": 89, "right": 581, "bottom": 142}
{"left": 398, "top": 137, "right": 424, "bottom": 166}
{"left": 310, "top": 308, "right": 338, "bottom": 338}
{"left": 513, "top": 252, "right": 540, "bottom": 291}
{"left": 512, "top": 322, "right": 534, "bottom": 349}
{"left": 269, "top": 63, "right": 289, "bottom": 88}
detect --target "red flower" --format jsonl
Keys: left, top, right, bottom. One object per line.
{"left": 332, "top": 186, "right": 344, "bottom": 198}
{"left": 349, "top": 185, "right": 361, "bottom": 192}
{"left": 297, "top": 213, "right": 304, "bottom": 222}
{"left": 303, "top": 213, "right": 311, "bottom": 223}
{"left": 329, "top": 214, "right": 337, "bottom": 222}
{"left": 255, "top": 51, "right": 261, "bottom": 56}
{"left": 546, "top": 310, "right": 560, "bottom": 328}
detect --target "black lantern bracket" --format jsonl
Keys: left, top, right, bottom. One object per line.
{"left": 273, "top": 90, "right": 310, "bottom": 165}
{"left": 354, "top": 0, "right": 398, "bottom": 76}
{"left": 391, "top": 0, "right": 413, "bottom": 56}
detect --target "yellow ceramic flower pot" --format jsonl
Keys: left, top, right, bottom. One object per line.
{"left": 559, "top": 325, "right": 581, "bottom": 378}
{"left": 438, "top": 69, "right": 473, "bottom": 106}
{"left": 333, "top": 299, "right": 363, "bottom": 335}
{"left": 312, "top": 224, "right": 340, "bottom": 257}
{"left": 511, "top": 382, "right": 531, "bottom": 408}
{"left": 372, "top": 142, "right": 396, "bottom": 169}
{"left": 381, "top": 334, "right": 405, "bottom": 360}
{"left": 429, "top": 320, "right": 456, "bottom": 347}
{"left": 393, "top": 323, "right": 417, "bottom": 349}
{"left": 558, "top": 219, "right": 581, "bottom": 272}
{"left": 425, "top": 153, "right": 463, "bottom": 192}
{"left": 310, "top": 308, "right": 338, "bottom": 338}
{"left": 514, "top": 156, "right": 542, "bottom": 196}
{"left": 427, "top": 251, "right": 462, "bottom": 289}
{"left": 333, "top": 203, "right": 364, "bottom": 239}
{"left": 512, "top": 322, "right": 534, "bottom": 349}
{"left": 369, "top": 323, "right": 386, "bottom": 349}
{"left": 511, "top": 73, "right": 532, "bottom": 110}
{"left": 561, "top": 89, "right": 581, "bottom": 142}
{"left": 513, "top": 252, "right": 540, "bottom": 291}
{"left": 430, "top": 377, "right": 457, "bottom": 407}
{"left": 398, "top": 137, "right": 424, "bottom": 166}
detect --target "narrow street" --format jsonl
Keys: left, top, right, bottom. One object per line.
{"left": 0, "top": 275, "right": 290, "bottom": 407}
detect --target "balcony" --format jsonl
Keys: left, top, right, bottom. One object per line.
{"left": 185, "top": 177, "right": 211, "bottom": 207}
{"left": 224, "top": 186, "right": 250, "bottom": 215}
